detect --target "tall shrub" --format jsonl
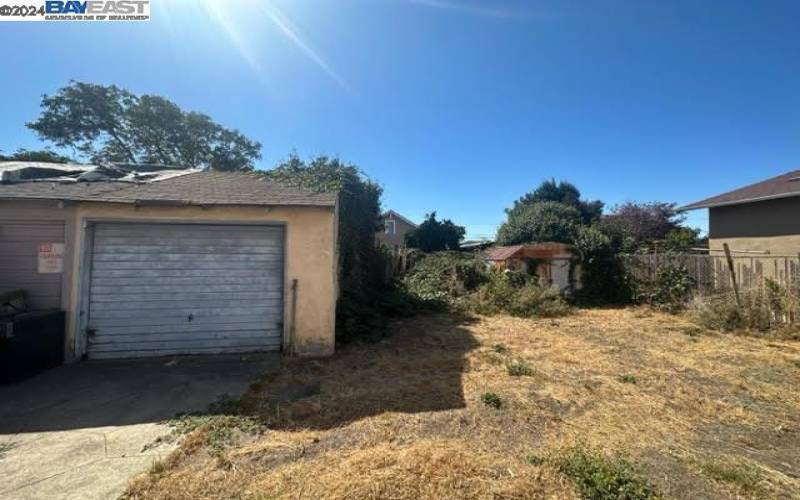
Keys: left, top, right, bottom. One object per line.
{"left": 573, "top": 225, "right": 631, "bottom": 304}
{"left": 263, "top": 154, "right": 391, "bottom": 341}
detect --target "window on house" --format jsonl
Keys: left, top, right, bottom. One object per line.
{"left": 385, "top": 220, "right": 396, "bottom": 234}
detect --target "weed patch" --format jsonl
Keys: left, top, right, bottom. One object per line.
{"left": 481, "top": 392, "right": 502, "bottom": 409}
{"left": 0, "top": 441, "right": 16, "bottom": 459}
{"left": 526, "top": 454, "right": 546, "bottom": 466}
{"left": 166, "top": 414, "right": 264, "bottom": 454}
{"left": 507, "top": 360, "right": 535, "bottom": 377}
{"left": 618, "top": 374, "right": 638, "bottom": 384}
{"left": 700, "top": 457, "right": 761, "bottom": 492}
{"left": 560, "top": 447, "right": 661, "bottom": 500}
{"left": 493, "top": 343, "right": 509, "bottom": 354}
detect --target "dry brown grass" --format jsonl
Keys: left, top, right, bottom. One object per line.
{"left": 123, "top": 309, "right": 800, "bottom": 500}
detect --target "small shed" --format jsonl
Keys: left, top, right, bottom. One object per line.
{"left": 485, "top": 243, "right": 579, "bottom": 293}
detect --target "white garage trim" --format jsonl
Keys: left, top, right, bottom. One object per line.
{"left": 76, "top": 219, "right": 287, "bottom": 359}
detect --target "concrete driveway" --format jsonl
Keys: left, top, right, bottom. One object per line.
{"left": 0, "top": 354, "right": 278, "bottom": 500}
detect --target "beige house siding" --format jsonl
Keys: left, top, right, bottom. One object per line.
{"left": 709, "top": 236, "right": 800, "bottom": 257}
{"left": 65, "top": 202, "right": 338, "bottom": 360}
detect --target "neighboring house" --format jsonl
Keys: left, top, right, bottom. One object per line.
{"left": 681, "top": 169, "right": 800, "bottom": 255}
{"left": 0, "top": 162, "right": 339, "bottom": 360}
{"left": 375, "top": 209, "right": 417, "bottom": 251}
{"left": 485, "top": 243, "right": 578, "bottom": 293}
{"left": 460, "top": 239, "right": 494, "bottom": 251}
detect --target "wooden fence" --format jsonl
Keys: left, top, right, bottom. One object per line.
{"left": 621, "top": 252, "right": 800, "bottom": 295}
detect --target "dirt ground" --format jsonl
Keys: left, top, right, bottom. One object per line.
{"left": 123, "top": 309, "right": 800, "bottom": 500}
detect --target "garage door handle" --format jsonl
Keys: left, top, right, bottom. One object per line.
{"left": 85, "top": 328, "right": 97, "bottom": 337}
{"left": 187, "top": 313, "right": 194, "bottom": 322}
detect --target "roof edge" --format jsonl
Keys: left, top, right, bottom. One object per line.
{"left": 385, "top": 209, "right": 418, "bottom": 228}
{"left": 678, "top": 190, "right": 800, "bottom": 211}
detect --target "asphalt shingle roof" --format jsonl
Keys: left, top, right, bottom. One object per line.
{"left": 680, "top": 169, "right": 800, "bottom": 210}
{"left": 0, "top": 171, "right": 337, "bottom": 207}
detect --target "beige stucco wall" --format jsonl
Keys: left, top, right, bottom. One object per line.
{"left": 65, "top": 202, "right": 338, "bottom": 360}
{"left": 710, "top": 236, "right": 800, "bottom": 256}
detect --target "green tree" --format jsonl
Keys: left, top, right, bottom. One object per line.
{"left": 263, "top": 154, "right": 390, "bottom": 341}
{"left": 27, "top": 81, "right": 261, "bottom": 171}
{"left": 599, "top": 202, "right": 686, "bottom": 250}
{"left": 496, "top": 201, "right": 581, "bottom": 245}
{"left": 0, "top": 148, "right": 72, "bottom": 163}
{"left": 663, "top": 227, "right": 700, "bottom": 252}
{"left": 405, "top": 212, "right": 466, "bottom": 252}
{"left": 507, "top": 179, "right": 603, "bottom": 224}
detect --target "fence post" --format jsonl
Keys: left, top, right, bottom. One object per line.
{"left": 723, "top": 243, "right": 742, "bottom": 311}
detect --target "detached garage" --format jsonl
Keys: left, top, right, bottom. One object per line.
{"left": 84, "top": 222, "right": 285, "bottom": 359}
{"left": 0, "top": 163, "right": 338, "bottom": 361}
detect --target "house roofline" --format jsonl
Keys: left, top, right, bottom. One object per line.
{"left": 678, "top": 191, "right": 800, "bottom": 211}
{"left": 384, "top": 209, "right": 418, "bottom": 228}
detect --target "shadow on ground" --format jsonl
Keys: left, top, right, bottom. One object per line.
{"left": 0, "top": 354, "right": 279, "bottom": 434}
{"left": 245, "top": 313, "right": 481, "bottom": 430}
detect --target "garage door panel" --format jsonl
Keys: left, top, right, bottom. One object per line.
{"left": 90, "top": 291, "right": 280, "bottom": 302}
{"left": 88, "top": 343, "right": 282, "bottom": 360}
{"left": 90, "top": 304, "right": 282, "bottom": 320}
{"left": 91, "top": 322, "right": 279, "bottom": 336}
{"left": 0, "top": 255, "right": 38, "bottom": 270}
{"left": 89, "top": 283, "right": 282, "bottom": 294}
{"left": 94, "top": 224, "right": 282, "bottom": 234}
{"left": 90, "top": 260, "right": 278, "bottom": 271}
{"left": 93, "top": 244, "right": 281, "bottom": 255}
{"left": 90, "top": 330, "right": 279, "bottom": 345}
{"left": 90, "top": 268, "right": 277, "bottom": 279}
{"left": 90, "top": 338, "right": 283, "bottom": 352}
{"left": 90, "top": 297, "right": 282, "bottom": 311}
{"left": 0, "top": 221, "right": 64, "bottom": 311}
{"left": 86, "top": 222, "right": 284, "bottom": 359}
{"left": 90, "top": 277, "right": 282, "bottom": 287}
{"left": 91, "top": 252, "right": 281, "bottom": 263}
{"left": 92, "top": 313, "right": 276, "bottom": 328}
{"left": 0, "top": 224, "right": 63, "bottom": 241}
{"left": 95, "top": 231, "right": 280, "bottom": 248}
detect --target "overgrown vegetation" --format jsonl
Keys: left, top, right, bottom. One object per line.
{"left": 401, "top": 251, "right": 486, "bottom": 305}
{"left": 166, "top": 413, "right": 264, "bottom": 455}
{"left": 402, "top": 252, "right": 571, "bottom": 318}
{"left": 688, "top": 280, "right": 800, "bottom": 336}
{"left": 467, "top": 270, "right": 571, "bottom": 317}
{"left": 559, "top": 447, "right": 662, "bottom": 500}
{"left": 630, "top": 264, "right": 696, "bottom": 313}
{"left": 494, "top": 179, "right": 701, "bottom": 305}
{"left": 264, "top": 154, "right": 418, "bottom": 342}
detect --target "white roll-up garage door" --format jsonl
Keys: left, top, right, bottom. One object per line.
{"left": 85, "top": 222, "right": 284, "bottom": 359}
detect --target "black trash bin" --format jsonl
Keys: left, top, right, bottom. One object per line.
{"left": 0, "top": 309, "right": 66, "bottom": 383}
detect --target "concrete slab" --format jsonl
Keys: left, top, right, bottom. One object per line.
{"left": 0, "top": 354, "right": 279, "bottom": 500}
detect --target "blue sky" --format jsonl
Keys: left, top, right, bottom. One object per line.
{"left": 2, "top": 0, "right": 799, "bottom": 238}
